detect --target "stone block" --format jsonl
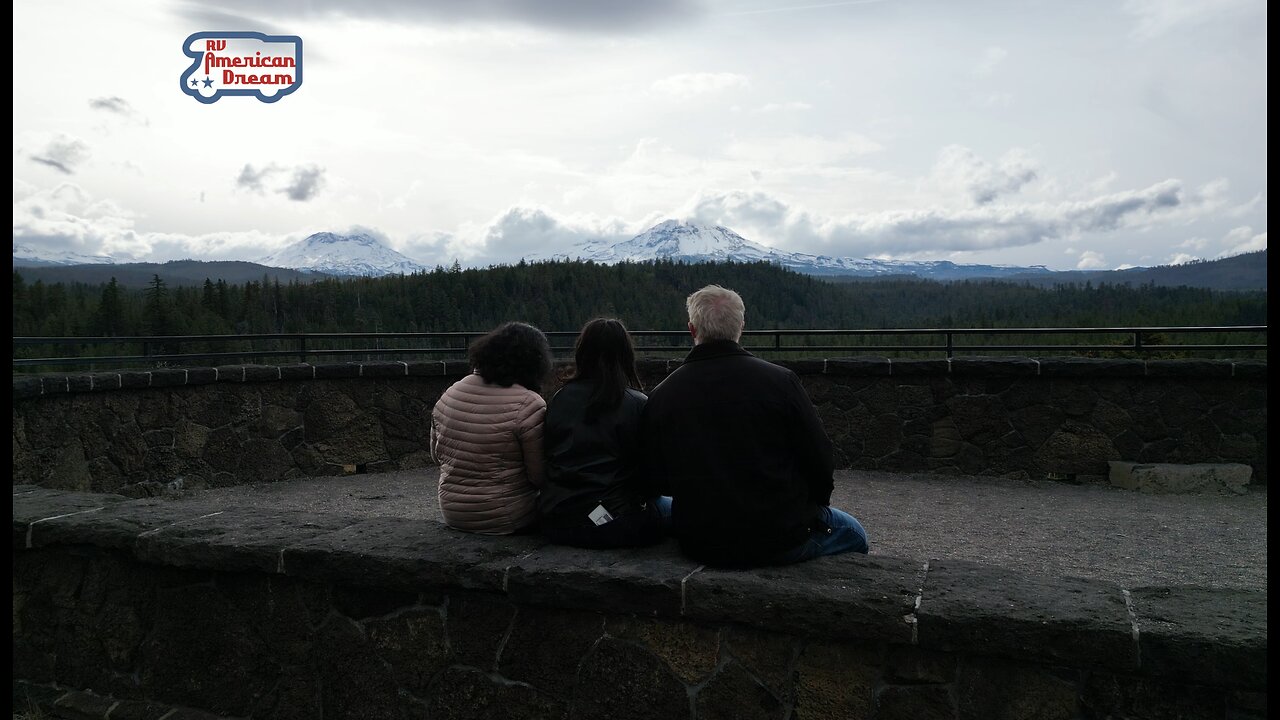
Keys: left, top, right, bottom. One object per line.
{"left": 570, "top": 637, "right": 691, "bottom": 720}
{"left": 499, "top": 606, "right": 604, "bottom": 698}
{"left": 426, "top": 666, "right": 567, "bottom": 720}
{"left": 66, "top": 374, "right": 94, "bottom": 392}
{"left": 444, "top": 359, "right": 471, "bottom": 376}
{"left": 792, "top": 640, "right": 879, "bottom": 720}
{"left": 447, "top": 592, "right": 517, "bottom": 670}
{"left": 826, "top": 357, "right": 892, "bottom": 376}
{"left": 1129, "top": 586, "right": 1267, "bottom": 690}
{"left": 684, "top": 554, "right": 924, "bottom": 644}
{"left": 1037, "top": 358, "right": 1146, "bottom": 377}
{"left": 1231, "top": 360, "right": 1266, "bottom": 379}
{"left": 877, "top": 685, "right": 956, "bottom": 720}
{"left": 150, "top": 368, "right": 188, "bottom": 387}
{"left": 696, "top": 662, "right": 785, "bottom": 720}
{"left": 955, "top": 660, "right": 1079, "bottom": 720}
{"left": 314, "top": 363, "right": 361, "bottom": 379}
{"left": 1144, "top": 359, "right": 1233, "bottom": 378}
{"left": 40, "top": 375, "right": 70, "bottom": 395}
{"left": 135, "top": 507, "right": 359, "bottom": 574}
{"left": 278, "top": 363, "right": 315, "bottom": 381}
{"left": 13, "top": 375, "right": 44, "bottom": 399}
{"left": 406, "top": 360, "right": 446, "bottom": 376}
{"left": 504, "top": 540, "right": 699, "bottom": 616}
{"left": 214, "top": 365, "right": 248, "bottom": 382}
{"left": 605, "top": 616, "right": 720, "bottom": 684}
{"left": 1109, "top": 461, "right": 1251, "bottom": 495}
{"left": 29, "top": 496, "right": 233, "bottom": 550}
{"left": 242, "top": 364, "right": 281, "bottom": 382}
{"left": 361, "top": 361, "right": 409, "bottom": 378}
{"left": 283, "top": 517, "right": 543, "bottom": 592}
{"left": 185, "top": 367, "right": 218, "bottom": 385}
{"left": 916, "top": 559, "right": 1137, "bottom": 671}
{"left": 13, "top": 487, "right": 128, "bottom": 548}
{"left": 950, "top": 357, "right": 1039, "bottom": 376}
{"left": 891, "top": 359, "right": 951, "bottom": 376}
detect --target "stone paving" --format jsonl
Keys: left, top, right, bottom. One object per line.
{"left": 171, "top": 467, "right": 1268, "bottom": 591}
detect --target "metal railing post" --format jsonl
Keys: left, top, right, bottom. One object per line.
{"left": 299, "top": 335, "right": 307, "bottom": 364}
{"left": 946, "top": 332, "right": 954, "bottom": 359}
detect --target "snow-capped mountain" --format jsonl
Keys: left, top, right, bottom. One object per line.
{"left": 259, "top": 232, "right": 426, "bottom": 277}
{"left": 12, "top": 242, "right": 116, "bottom": 267}
{"left": 548, "top": 220, "right": 1052, "bottom": 280}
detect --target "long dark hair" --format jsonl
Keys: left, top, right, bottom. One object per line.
{"left": 469, "top": 322, "right": 553, "bottom": 393}
{"left": 570, "top": 318, "right": 642, "bottom": 423}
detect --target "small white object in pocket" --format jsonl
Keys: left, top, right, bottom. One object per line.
{"left": 588, "top": 504, "right": 615, "bottom": 526}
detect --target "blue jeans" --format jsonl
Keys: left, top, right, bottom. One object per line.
{"left": 765, "top": 506, "right": 869, "bottom": 565}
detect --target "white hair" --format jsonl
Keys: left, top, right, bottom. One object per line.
{"left": 686, "top": 285, "right": 745, "bottom": 343}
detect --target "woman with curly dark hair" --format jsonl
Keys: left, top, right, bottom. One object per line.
{"left": 538, "top": 318, "right": 671, "bottom": 548}
{"left": 431, "top": 322, "right": 554, "bottom": 534}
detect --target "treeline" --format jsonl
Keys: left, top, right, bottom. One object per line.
{"left": 12, "top": 259, "right": 1268, "bottom": 339}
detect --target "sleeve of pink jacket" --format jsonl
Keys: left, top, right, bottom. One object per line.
{"left": 515, "top": 394, "right": 547, "bottom": 488}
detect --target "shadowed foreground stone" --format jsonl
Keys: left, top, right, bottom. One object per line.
{"left": 916, "top": 560, "right": 1137, "bottom": 671}
{"left": 571, "top": 638, "right": 691, "bottom": 720}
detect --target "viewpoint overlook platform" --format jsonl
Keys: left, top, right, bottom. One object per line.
{"left": 13, "top": 468, "right": 1268, "bottom": 720}
{"left": 12, "top": 356, "right": 1268, "bottom": 719}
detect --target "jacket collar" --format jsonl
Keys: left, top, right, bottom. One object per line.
{"left": 684, "top": 339, "right": 752, "bottom": 363}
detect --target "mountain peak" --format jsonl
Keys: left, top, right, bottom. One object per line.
{"left": 260, "top": 232, "right": 425, "bottom": 277}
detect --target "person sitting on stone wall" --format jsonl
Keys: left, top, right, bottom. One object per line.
{"left": 641, "top": 284, "right": 869, "bottom": 567}
{"left": 538, "top": 318, "right": 672, "bottom": 548}
{"left": 431, "top": 321, "right": 552, "bottom": 534}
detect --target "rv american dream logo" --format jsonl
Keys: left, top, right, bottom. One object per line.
{"left": 181, "top": 32, "right": 303, "bottom": 104}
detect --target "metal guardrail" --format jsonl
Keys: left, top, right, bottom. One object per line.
{"left": 11, "top": 326, "right": 1268, "bottom": 371}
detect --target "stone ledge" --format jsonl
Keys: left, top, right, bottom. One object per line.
{"left": 11, "top": 484, "right": 1267, "bottom": 690}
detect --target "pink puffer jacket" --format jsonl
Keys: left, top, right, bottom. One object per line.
{"left": 431, "top": 373, "right": 547, "bottom": 534}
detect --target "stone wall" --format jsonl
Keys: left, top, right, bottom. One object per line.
{"left": 11, "top": 356, "right": 1269, "bottom": 495}
{"left": 12, "top": 485, "right": 1268, "bottom": 720}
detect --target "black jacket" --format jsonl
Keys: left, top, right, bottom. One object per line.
{"left": 641, "top": 340, "right": 835, "bottom": 566}
{"left": 539, "top": 380, "right": 650, "bottom": 529}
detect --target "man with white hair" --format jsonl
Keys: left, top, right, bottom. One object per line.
{"left": 641, "top": 284, "right": 869, "bottom": 567}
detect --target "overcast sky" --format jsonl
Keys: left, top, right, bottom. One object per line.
{"left": 12, "top": 0, "right": 1268, "bottom": 270}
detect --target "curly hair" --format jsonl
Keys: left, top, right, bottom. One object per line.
{"left": 569, "top": 318, "right": 642, "bottom": 423}
{"left": 469, "top": 322, "right": 554, "bottom": 392}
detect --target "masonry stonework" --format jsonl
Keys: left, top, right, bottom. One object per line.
{"left": 12, "top": 357, "right": 1268, "bottom": 495}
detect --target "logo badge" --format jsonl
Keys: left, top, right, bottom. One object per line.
{"left": 181, "top": 32, "right": 303, "bottom": 104}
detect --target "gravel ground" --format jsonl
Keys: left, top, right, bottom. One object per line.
{"left": 191, "top": 467, "right": 1268, "bottom": 591}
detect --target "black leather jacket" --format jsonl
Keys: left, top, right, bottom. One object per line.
{"left": 538, "top": 380, "right": 651, "bottom": 529}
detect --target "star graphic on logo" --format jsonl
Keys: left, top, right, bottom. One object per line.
{"left": 189, "top": 79, "right": 198, "bottom": 87}
{"left": 202, "top": 76, "right": 214, "bottom": 88}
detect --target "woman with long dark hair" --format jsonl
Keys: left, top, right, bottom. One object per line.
{"left": 539, "top": 318, "right": 671, "bottom": 548}
{"left": 431, "top": 321, "right": 553, "bottom": 534}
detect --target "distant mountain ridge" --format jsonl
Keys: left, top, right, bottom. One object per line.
{"left": 11, "top": 260, "right": 328, "bottom": 288}
{"left": 544, "top": 220, "right": 1054, "bottom": 281}
{"left": 259, "top": 232, "right": 426, "bottom": 276}
{"left": 13, "top": 242, "right": 116, "bottom": 267}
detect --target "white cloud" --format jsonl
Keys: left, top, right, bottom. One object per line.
{"left": 974, "top": 46, "right": 1008, "bottom": 76}
{"left": 1177, "top": 237, "right": 1208, "bottom": 250}
{"left": 28, "top": 135, "right": 90, "bottom": 175}
{"left": 1076, "top": 250, "right": 1107, "bottom": 269}
{"left": 932, "top": 145, "right": 1040, "bottom": 205}
{"left": 751, "top": 101, "right": 813, "bottom": 113}
{"left": 650, "top": 72, "right": 749, "bottom": 98}
{"left": 1167, "top": 252, "right": 1199, "bottom": 265}
{"left": 1219, "top": 226, "right": 1266, "bottom": 256}
{"left": 679, "top": 177, "right": 1212, "bottom": 257}
{"left": 1123, "top": 0, "right": 1259, "bottom": 39}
